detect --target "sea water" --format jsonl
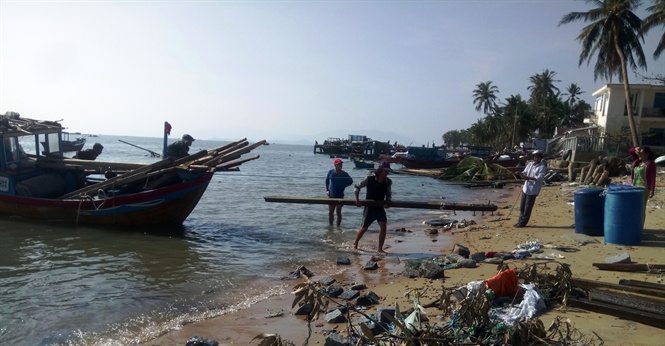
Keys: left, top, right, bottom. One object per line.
{"left": 0, "top": 136, "right": 506, "bottom": 345}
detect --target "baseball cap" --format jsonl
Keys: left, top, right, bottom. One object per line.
{"left": 333, "top": 158, "right": 343, "bottom": 165}
{"left": 532, "top": 150, "right": 543, "bottom": 157}
{"left": 378, "top": 161, "right": 392, "bottom": 171}
{"left": 182, "top": 134, "right": 195, "bottom": 142}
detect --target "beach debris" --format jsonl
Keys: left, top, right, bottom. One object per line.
{"left": 274, "top": 261, "right": 608, "bottom": 346}
{"left": 561, "top": 233, "right": 600, "bottom": 245}
{"left": 425, "top": 228, "right": 438, "bottom": 235}
{"left": 402, "top": 259, "right": 445, "bottom": 279}
{"left": 251, "top": 333, "right": 294, "bottom": 346}
{"left": 319, "top": 276, "right": 336, "bottom": 286}
{"left": 363, "top": 260, "right": 379, "bottom": 270}
{"left": 265, "top": 309, "right": 285, "bottom": 318}
{"left": 351, "top": 283, "right": 367, "bottom": 290}
{"left": 489, "top": 283, "right": 546, "bottom": 324}
{"left": 592, "top": 263, "right": 665, "bottom": 273}
{"left": 336, "top": 257, "right": 351, "bottom": 265}
{"left": 471, "top": 252, "right": 486, "bottom": 262}
{"left": 323, "top": 332, "right": 348, "bottom": 346}
{"left": 451, "top": 243, "right": 470, "bottom": 258}
{"left": 186, "top": 335, "right": 219, "bottom": 346}
{"left": 326, "top": 285, "right": 344, "bottom": 298}
{"left": 356, "top": 291, "right": 380, "bottom": 306}
{"left": 605, "top": 252, "right": 631, "bottom": 263}
{"left": 338, "top": 289, "right": 359, "bottom": 300}
{"left": 423, "top": 218, "right": 457, "bottom": 227}
{"left": 282, "top": 265, "right": 314, "bottom": 280}
{"left": 294, "top": 303, "right": 313, "bottom": 316}
{"left": 325, "top": 308, "right": 347, "bottom": 323}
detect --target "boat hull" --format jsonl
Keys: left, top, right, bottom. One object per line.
{"left": 399, "top": 157, "right": 459, "bottom": 169}
{"left": 0, "top": 173, "right": 213, "bottom": 227}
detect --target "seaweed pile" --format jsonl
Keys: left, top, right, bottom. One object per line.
{"left": 437, "top": 157, "right": 517, "bottom": 182}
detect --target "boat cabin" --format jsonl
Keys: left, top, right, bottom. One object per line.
{"left": 0, "top": 112, "right": 81, "bottom": 197}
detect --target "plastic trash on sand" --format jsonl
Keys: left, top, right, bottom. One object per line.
{"left": 490, "top": 283, "right": 546, "bottom": 325}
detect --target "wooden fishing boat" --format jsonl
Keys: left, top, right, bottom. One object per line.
{"left": 352, "top": 158, "right": 375, "bottom": 169}
{"left": 41, "top": 132, "right": 86, "bottom": 152}
{"left": 0, "top": 112, "right": 263, "bottom": 228}
{"left": 397, "top": 145, "right": 459, "bottom": 169}
{"left": 399, "top": 156, "right": 460, "bottom": 169}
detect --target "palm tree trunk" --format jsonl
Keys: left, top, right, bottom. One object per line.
{"left": 614, "top": 29, "right": 639, "bottom": 147}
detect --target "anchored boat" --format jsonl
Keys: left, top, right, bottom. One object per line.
{"left": 0, "top": 112, "right": 263, "bottom": 228}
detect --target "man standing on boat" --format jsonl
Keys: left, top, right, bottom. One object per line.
{"left": 353, "top": 161, "right": 392, "bottom": 253}
{"left": 166, "top": 134, "right": 195, "bottom": 159}
{"left": 325, "top": 158, "right": 353, "bottom": 226}
{"left": 75, "top": 143, "right": 104, "bottom": 160}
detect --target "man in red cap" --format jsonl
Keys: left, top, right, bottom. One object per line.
{"left": 353, "top": 161, "right": 393, "bottom": 253}
{"left": 325, "top": 158, "right": 353, "bottom": 226}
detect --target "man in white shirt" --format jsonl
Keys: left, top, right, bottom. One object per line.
{"left": 515, "top": 151, "right": 547, "bottom": 227}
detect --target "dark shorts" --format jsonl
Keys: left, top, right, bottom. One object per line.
{"left": 362, "top": 207, "right": 387, "bottom": 228}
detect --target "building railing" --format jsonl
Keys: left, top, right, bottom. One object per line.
{"left": 560, "top": 136, "right": 605, "bottom": 152}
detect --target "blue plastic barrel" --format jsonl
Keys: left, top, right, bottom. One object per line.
{"left": 574, "top": 188, "right": 605, "bottom": 236}
{"left": 604, "top": 187, "right": 644, "bottom": 245}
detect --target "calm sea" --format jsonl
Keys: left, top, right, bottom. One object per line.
{"left": 0, "top": 135, "right": 505, "bottom": 345}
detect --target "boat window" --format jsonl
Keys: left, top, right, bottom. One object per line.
{"left": 41, "top": 133, "right": 61, "bottom": 153}
{"left": 3, "top": 138, "right": 19, "bottom": 163}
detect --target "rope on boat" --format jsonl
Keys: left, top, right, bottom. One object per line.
{"left": 75, "top": 190, "right": 109, "bottom": 225}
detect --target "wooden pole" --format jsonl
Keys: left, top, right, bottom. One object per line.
{"left": 264, "top": 196, "right": 497, "bottom": 211}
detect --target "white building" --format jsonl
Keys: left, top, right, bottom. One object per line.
{"left": 589, "top": 83, "right": 665, "bottom": 151}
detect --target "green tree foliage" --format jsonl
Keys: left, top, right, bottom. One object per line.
{"left": 472, "top": 81, "right": 500, "bottom": 115}
{"left": 641, "top": 0, "right": 665, "bottom": 59}
{"left": 559, "top": 0, "right": 647, "bottom": 146}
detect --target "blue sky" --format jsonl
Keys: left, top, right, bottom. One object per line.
{"left": 1, "top": 0, "right": 662, "bottom": 145}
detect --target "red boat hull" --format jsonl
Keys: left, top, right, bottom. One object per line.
{"left": 0, "top": 173, "right": 213, "bottom": 227}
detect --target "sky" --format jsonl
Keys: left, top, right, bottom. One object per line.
{"left": 0, "top": 0, "right": 663, "bottom": 146}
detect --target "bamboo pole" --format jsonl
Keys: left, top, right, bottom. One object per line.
{"left": 59, "top": 150, "right": 209, "bottom": 199}
{"left": 213, "top": 155, "right": 260, "bottom": 171}
{"left": 264, "top": 196, "right": 498, "bottom": 211}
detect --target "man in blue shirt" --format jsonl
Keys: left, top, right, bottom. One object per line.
{"left": 325, "top": 158, "right": 353, "bottom": 226}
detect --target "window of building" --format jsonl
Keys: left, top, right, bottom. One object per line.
{"left": 654, "top": 93, "right": 665, "bottom": 108}
{"left": 623, "top": 91, "right": 640, "bottom": 116}
{"left": 642, "top": 128, "right": 665, "bottom": 147}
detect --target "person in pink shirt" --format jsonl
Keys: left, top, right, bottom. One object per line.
{"left": 630, "top": 146, "right": 656, "bottom": 224}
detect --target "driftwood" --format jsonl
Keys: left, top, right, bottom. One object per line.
{"left": 568, "top": 296, "right": 665, "bottom": 329}
{"left": 592, "top": 263, "right": 665, "bottom": 272}
{"left": 589, "top": 288, "right": 665, "bottom": 315}
{"left": 264, "top": 196, "right": 498, "bottom": 211}
{"left": 572, "top": 277, "right": 665, "bottom": 299}
{"left": 619, "top": 279, "right": 665, "bottom": 291}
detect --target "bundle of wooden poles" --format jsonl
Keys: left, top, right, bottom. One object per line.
{"left": 41, "top": 138, "right": 265, "bottom": 199}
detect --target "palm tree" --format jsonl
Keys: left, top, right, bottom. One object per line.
{"left": 559, "top": 0, "right": 647, "bottom": 147}
{"left": 641, "top": 0, "right": 665, "bottom": 59}
{"left": 564, "top": 83, "right": 585, "bottom": 108}
{"left": 528, "top": 70, "right": 560, "bottom": 137}
{"left": 503, "top": 94, "right": 529, "bottom": 147}
{"left": 472, "top": 81, "right": 500, "bottom": 115}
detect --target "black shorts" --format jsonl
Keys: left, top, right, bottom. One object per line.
{"left": 362, "top": 207, "right": 387, "bottom": 228}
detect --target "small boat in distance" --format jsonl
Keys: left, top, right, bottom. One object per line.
{"left": 0, "top": 112, "right": 264, "bottom": 229}
{"left": 352, "top": 158, "right": 375, "bottom": 169}
{"left": 42, "top": 132, "right": 86, "bottom": 152}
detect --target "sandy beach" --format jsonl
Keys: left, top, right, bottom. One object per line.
{"left": 143, "top": 172, "right": 665, "bottom": 346}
